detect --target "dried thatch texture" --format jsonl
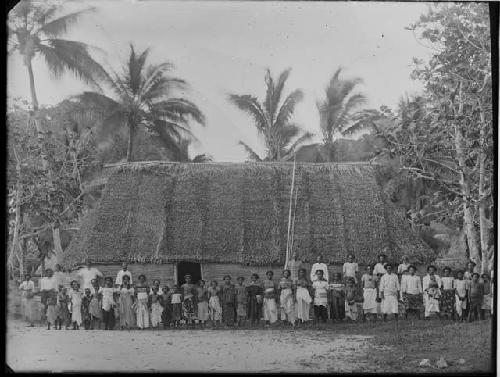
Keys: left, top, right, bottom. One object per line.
{"left": 63, "top": 162, "right": 434, "bottom": 268}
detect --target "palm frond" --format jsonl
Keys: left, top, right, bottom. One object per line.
{"left": 191, "top": 154, "right": 213, "bottom": 163}
{"left": 269, "top": 68, "right": 292, "bottom": 122}
{"left": 228, "top": 94, "right": 268, "bottom": 133}
{"left": 127, "top": 44, "right": 150, "bottom": 94}
{"left": 152, "top": 98, "right": 205, "bottom": 126}
{"left": 282, "top": 131, "right": 315, "bottom": 159}
{"left": 38, "top": 39, "right": 108, "bottom": 91}
{"left": 275, "top": 88, "right": 303, "bottom": 128}
{"left": 336, "top": 93, "right": 367, "bottom": 129}
{"left": 238, "top": 141, "right": 262, "bottom": 161}
{"left": 264, "top": 68, "right": 275, "bottom": 121}
{"left": 39, "top": 7, "right": 96, "bottom": 38}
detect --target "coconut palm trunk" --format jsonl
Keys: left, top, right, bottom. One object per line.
{"left": 8, "top": 145, "right": 23, "bottom": 279}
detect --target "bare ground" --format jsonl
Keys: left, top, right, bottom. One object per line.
{"left": 6, "top": 319, "right": 493, "bottom": 373}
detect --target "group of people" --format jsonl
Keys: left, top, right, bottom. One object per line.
{"left": 17, "top": 254, "right": 493, "bottom": 330}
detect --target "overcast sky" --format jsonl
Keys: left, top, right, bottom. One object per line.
{"left": 8, "top": 0, "right": 435, "bottom": 162}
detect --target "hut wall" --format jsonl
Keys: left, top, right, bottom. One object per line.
{"left": 94, "top": 263, "right": 176, "bottom": 285}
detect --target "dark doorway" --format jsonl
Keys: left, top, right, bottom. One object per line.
{"left": 177, "top": 261, "right": 202, "bottom": 286}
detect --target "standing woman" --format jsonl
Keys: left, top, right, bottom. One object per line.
{"left": 208, "top": 280, "right": 222, "bottom": 328}
{"left": 397, "top": 256, "right": 411, "bottom": 277}
{"left": 439, "top": 267, "right": 455, "bottom": 320}
{"left": 422, "top": 265, "right": 442, "bottom": 319}
{"left": 118, "top": 275, "right": 135, "bottom": 330}
{"left": 221, "top": 276, "right": 237, "bottom": 327}
{"left": 100, "top": 277, "right": 117, "bottom": 330}
{"left": 295, "top": 268, "right": 312, "bottom": 325}
{"left": 263, "top": 271, "right": 278, "bottom": 326}
{"left": 19, "top": 273, "right": 36, "bottom": 327}
{"left": 279, "top": 269, "right": 296, "bottom": 326}
{"left": 89, "top": 279, "right": 103, "bottom": 330}
{"left": 361, "top": 266, "right": 378, "bottom": 322}
{"left": 181, "top": 274, "right": 197, "bottom": 328}
{"left": 135, "top": 275, "right": 150, "bottom": 329}
{"left": 246, "top": 274, "right": 263, "bottom": 327}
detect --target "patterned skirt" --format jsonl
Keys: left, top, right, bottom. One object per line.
{"left": 183, "top": 298, "right": 195, "bottom": 320}
{"left": 439, "top": 289, "right": 455, "bottom": 314}
{"left": 222, "top": 303, "right": 236, "bottom": 325}
{"left": 403, "top": 293, "right": 423, "bottom": 311}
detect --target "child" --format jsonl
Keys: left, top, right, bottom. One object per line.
{"left": 207, "top": 281, "right": 222, "bottom": 328}
{"left": 19, "top": 274, "right": 35, "bottom": 327}
{"left": 361, "top": 266, "right": 378, "bottom": 322}
{"left": 328, "top": 273, "right": 345, "bottom": 322}
{"left": 89, "top": 279, "right": 103, "bottom": 329}
{"left": 56, "top": 286, "right": 70, "bottom": 330}
{"left": 423, "top": 265, "right": 441, "bottom": 319}
{"left": 468, "top": 273, "right": 483, "bottom": 322}
{"left": 401, "top": 265, "right": 422, "bottom": 319}
{"left": 46, "top": 289, "right": 58, "bottom": 330}
{"left": 464, "top": 261, "right": 476, "bottom": 281}
{"left": 69, "top": 281, "right": 83, "bottom": 330}
{"left": 135, "top": 275, "right": 150, "bottom": 330}
{"left": 262, "top": 271, "right": 278, "bottom": 326}
{"left": 221, "top": 275, "right": 237, "bottom": 327}
{"left": 235, "top": 277, "right": 247, "bottom": 327}
{"left": 342, "top": 254, "right": 359, "bottom": 284}
{"left": 197, "top": 280, "right": 209, "bottom": 328}
{"left": 279, "top": 270, "right": 296, "bottom": 326}
{"left": 81, "top": 288, "right": 93, "bottom": 330}
{"left": 440, "top": 267, "right": 455, "bottom": 320}
{"left": 181, "top": 275, "right": 196, "bottom": 328}
{"left": 312, "top": 270, "right": 329, "bottom": 325}
{"left": 295, "top": 268, "right": 312, "bottom": 325}
{"left": 100, "top": 277, "right": 116, "bottom": 330}
{"left": 246, "top": 274, "right": 263, "bottom": 327}
{"left": 379, "top": 264, "right": 400, "bottom": 322}
{"left": 171, "top": 285, "right": 183, "bottom": 328}
{"left": 454, "top": 270, "right": 468, "bottom": 321}
{"left": 481, "top": 273, "right": 491, "bottom": 320}
{"left": 118, "top": 275, "right": 135, "bottom": 330}
{"left": 150, "top": 286, "right": 163, "bottom": 329}
{"left": 161, "top": 285, "right": 173, "bottom": 329}
{"left": 345, "top": 278, "right": 358, "bottom": 321}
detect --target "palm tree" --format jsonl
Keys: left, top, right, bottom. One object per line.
{"left": 316, "top": 68, "right": 368, "bottom": 161}
{"left": 8, "top": 0, "right": 108, "bottom": 152}
{"left": 228, "top": 68, "right": 312, "bottom": 161}
{"left": 74, "top": 44, "right": 205, "bottom": 162}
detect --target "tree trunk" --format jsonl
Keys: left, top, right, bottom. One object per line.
{"left": 478, "top": 101, "right": 492, "bottom": 274}
{"left": 53, "top": 226, "right": 64, "bottom": 264}
{"left": 454, "top": 81, "right": 481, "bottom": 265}
{"left": 8, "top": 145, "right": 23, "bottom": 279}
{"left": 127, "top": 118, "right": 134, "bottom": 162}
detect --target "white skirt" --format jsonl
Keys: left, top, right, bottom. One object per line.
{"left": 382, "top": 294, "right": 398, "bottom": 314}
{"left": 363, "top": 288, "right": 378, "bottom": 313}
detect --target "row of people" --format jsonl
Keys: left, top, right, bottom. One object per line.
{"left": 18, "top": 261, "right": 492, "bottom": 329}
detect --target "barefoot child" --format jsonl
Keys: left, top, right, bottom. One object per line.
{"left": 312, "top": 270, "right": 329, "bottom": 325}
{"left": 181, "top": 275, "right": 197, "bottom": 328}
{"left": 235, "top": 277, "right": 247, "bottom": 327}
{"left": 161, "top": 285, "right": 172, "bottom": 329}
{"left": 171, "top": 285, "right": 183, "bottom": 328}
{"left": 246, "top": 274, "right": 263, "bottom": 327}
{"left": 454, "top": 270, "right": 468, "bottom": 321}
{"left": 345, "top": 277, "right": 358, "bottom": 321}
{"left": 278, "top": 270, "right": 296, "bottom": 326}
{"left": 100, "top": 277, "right": 116, "bottom": 330}
{"left": 468, "top": 273, "right": 483, "bottom": 322}
{"left": 56, "top": 286, "right": 70, "bottom": 330}
{"left": 89, "top": 279, "right": 103, "bottom": 329}
{"left": 197, "top": 280, "right": 209, "bottom": 328}
{"left": 118, "top": 275, "right": 135, "bottom": 330}
{"left": 295, "top": 268, "right": 312, "bottom": 326}
{"left": 150, "top": 286, "right": 163, "bottom": 329}
{"left": 361, "top": 266, "right": 378, "bottom": 322}
{"left": 19, "top": 274, "right": 35, "bottom": 327}
{"left": 328, "top": 273, "right": 345, "bottom": 322}
{"left": 263, "top": 271, "right": 278, "bottom": 326}
{"left": 69, "top": 281, "right": 83, "bottom": 330}
{"left": 207, "top": 281, "right": 222, "bottom": 328}
{"left": 423, "top": 265, "right": 441, "bottom": 319}
{"left": 81, "top": 288, "right": 93, "bottom": 330}
{"left": 135, "top": 275, "right": 150, "bottom": 330}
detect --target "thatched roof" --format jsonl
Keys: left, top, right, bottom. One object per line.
{"left": 63, "top": 162, "right": 434, "bottom": 268}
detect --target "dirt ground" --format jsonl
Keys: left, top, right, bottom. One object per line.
{"left": 6, "top": 319, "right": 493, "bottom": 373}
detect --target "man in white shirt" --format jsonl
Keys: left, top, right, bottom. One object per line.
{"left": 400, "top": 265, "right": 422, "bottom": 319}
{"left": 310, "top": 255, "right": 329, "bottom": 282}
{"left": 379, "top": 264, "right": 400, "bottom": 321}
{"left": 115, "top": 263, "right": 133, "bottom": 287}
{"left": 372, "top": 254, "right": 387, "bottom": 278}
{"left": 342, "top": 254, "right": 359, "bottom": 283}
{"left": 40, "top": 268, "right": 58, "bottom": 319}
{"left": 77, "top": 260, "right": 104, "bottom": 290}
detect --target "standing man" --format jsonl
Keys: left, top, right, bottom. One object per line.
{"left": 115, "top": 262, "right": 133, "bottom": 287}
{"left": 343, "top": 254, "right": 359, "bottom": 284}
{"left": 40, "top": 268, "right": 58, "bottom": 323}
{"left": 77, "top": 260, "right": 103, "bottom": 291}
{"left": 379, "top": 264, "right": 400, "bottom": 321}
{"left": 373, "top": 254, "right": 388, "bottom": 278}
{"left": 310, "top": 255, "right": 329, "bottom": 282}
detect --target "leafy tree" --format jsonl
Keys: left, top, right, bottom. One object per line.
{"left": 74, "top": 44, "right": 205, "bottom": 162}
{"left": 377, "top": 3, "right": 493, "bottom": 272}
{"left": 228, "top": 68, "right": 313, "bottom": 161}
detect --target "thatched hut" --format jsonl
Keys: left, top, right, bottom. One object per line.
{"left": 63, "top": 162, "right": 434, "bottom": 285}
